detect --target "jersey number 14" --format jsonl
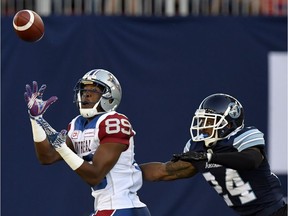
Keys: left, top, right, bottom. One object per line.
{"left": 203, "top": 168, "right": 256, "bottom": 206}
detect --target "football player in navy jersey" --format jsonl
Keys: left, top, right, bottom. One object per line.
{"left": 140, "top": 93, "right": 287, "bottom": 216}
{"left": 24, "top": 69, "right": 151, "bottom": 216}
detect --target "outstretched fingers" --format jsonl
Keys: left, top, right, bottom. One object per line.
{"left": 25, "top": 84, "right": 32, "bottom": 97}
{"left": 46, "top": 96, "right": 58, "bottom": 106}
{"left": 24, "top": 81, "right": 58, "bottom": 117}
{"left": 32, "top": 81, "right": 38, "bottom": 94}
{"left": 38, "top": 84, "right": 47, "bottom": 98}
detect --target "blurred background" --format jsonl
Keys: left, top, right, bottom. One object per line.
{"left": 2, "top": 0, "right": 288, "bottom": 16}
{"left": 1, "top": 0, "right": 287, "bottom": 215}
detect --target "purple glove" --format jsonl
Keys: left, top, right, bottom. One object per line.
{"left": 24, "top": 81, "right": 58, "bottom": 117}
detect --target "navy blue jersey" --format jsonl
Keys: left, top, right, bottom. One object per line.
{"left": 184, "top": 126, "right": 284, "bottom": 216}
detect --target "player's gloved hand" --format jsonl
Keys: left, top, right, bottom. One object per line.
{"left": 24, "top": 81, "right": 58, "bottom": 118}
{"left": 49, "top": 129, "right": 67, "bottom": 149}
{"left": 170, "top": 153, "right": 181, "bottom": 162}
{"left": 35, "top": 117, "right": 66, "bottom": 147}
{"left": 172, "top": 151, "right": 211, "bottom": 172}
{"left": 180, "top": 152, "right": 208, "bottom": 162}
{"left": 173, "top": 151, "right": 212, "bottom": 163}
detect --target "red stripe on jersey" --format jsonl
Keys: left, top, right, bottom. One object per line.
{"left": 67, "top": 123, "right": 71, "bottom": 132}
{"left": 94, "top": 209, "right": 116, "bottom": 216}
{"left": 98, "top": 113, "right": 135, "bottom": 145}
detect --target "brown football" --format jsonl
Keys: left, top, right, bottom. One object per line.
{"left": 13, "top": 9, "right": 44, "bottom": 42}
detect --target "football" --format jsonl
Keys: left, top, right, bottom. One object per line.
{"left": 13, "top": 9, "right": 44, "bottom": 42}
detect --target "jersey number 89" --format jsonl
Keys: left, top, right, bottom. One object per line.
{"left": 105, "top": 118, "right": 132, "bottom": 135}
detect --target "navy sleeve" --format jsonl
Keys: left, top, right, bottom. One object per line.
{"left": 210, "top": 147, "right": 263, "bottom": 170}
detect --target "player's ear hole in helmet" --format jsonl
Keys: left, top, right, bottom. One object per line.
{"left": 73, "top": 69, "right": 122, "bottom": 118}
{"left": 190, "top": 93, "right": 244, "bottom": 147}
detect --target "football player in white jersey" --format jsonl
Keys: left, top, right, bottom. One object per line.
{"left": 140, "top": 93, "right": 287, "bottom": 216}
{"left": 24, "top": 69, "right": 151, "bottom": 216}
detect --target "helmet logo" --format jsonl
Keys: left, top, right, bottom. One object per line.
{"left": 108, "top": 74, "right": 121, "bottom": 92}
{"left": 108, "top": 74, "right": 116, "bottom": 83}
{"left": 228, "top": 102, "right": 241, "bottom": 119}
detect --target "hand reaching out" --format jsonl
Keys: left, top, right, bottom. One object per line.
{"left": 171, "top": 151, "right": 210, "bottom": 172}
{"left": 24, "top": 81, "right": 58, "bottom": 118}
{"left": 175, "top": 151, "right": 208, "bottom": 163}
{"left": 35, "top": 117, "right": 67, "bottom": 148}
{"left": 49, "top": 129, "right": 67, "bottom": 149}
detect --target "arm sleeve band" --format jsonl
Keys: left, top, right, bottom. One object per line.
{"left": 30, "top": 118, "right": 46, "bottom": 142}
{"left": 210, "top": 148, "right": 263, "bottom": 170}
{"left": 55, "top": 144, "right": 84, "bottom": 170}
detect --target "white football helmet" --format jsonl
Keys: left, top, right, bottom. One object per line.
{"left": 74, "top": 69, "right": 122, "bottom": 118}
{"left": 191, "top": 93, "right": 244, "bottom": 147}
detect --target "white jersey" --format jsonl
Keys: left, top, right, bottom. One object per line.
{"left": 67, "top": 111, "right": 146, "bottom": 211}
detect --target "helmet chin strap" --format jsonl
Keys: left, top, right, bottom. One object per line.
{"left": 78, "top": 93, "right": 104, "bottom": 118}
{"left": 204, "top": 130, "right": 219, "bottom": 147}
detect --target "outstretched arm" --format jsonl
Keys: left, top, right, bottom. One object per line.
{"left": 209, "top": 147, "right": 263, "bottom": 170}
{"left": 140, "top": 160, "right": 197, "bottom": 181}
{"left": 24, "top": 81, "right": 63, "bottom": 164}
{"left": 177, "top": 147, "right": 264, "bottom": 171}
